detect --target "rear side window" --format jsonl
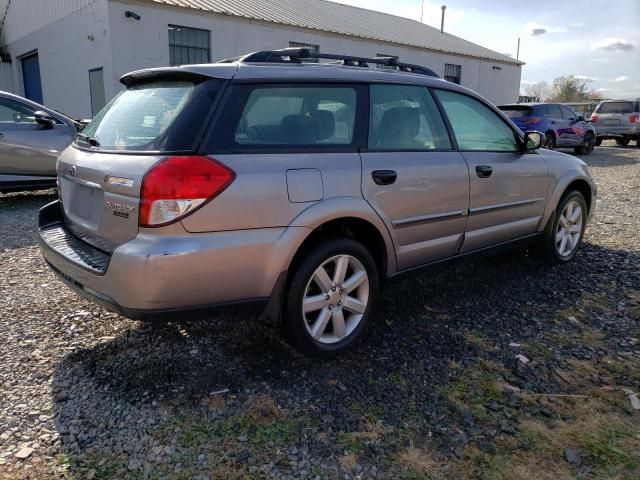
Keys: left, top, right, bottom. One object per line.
{"left": 546, "top": 104, "right": 562, "bottom": 119}
{"left": 498, "top": 106, "right": 533, "bottom": 118}
{"left": 77, "top": 78, "right": 223, "bottom": 152}
{"left": 368, "top": 84, "right": 451, "bottom": 150}
{"left": 434, "top": 90, "right": 518, "bottom": 152}
{"left": 232, "top": 86, "right": 357, "bottom": 146}
{"left": 596, "top": 102, "right": 635, "bottom": 114}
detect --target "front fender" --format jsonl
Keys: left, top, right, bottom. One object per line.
{"left": 539, "top": 168, "right": 596, "bottom": 231}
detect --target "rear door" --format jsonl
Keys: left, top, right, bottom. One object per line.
{"left": 560, "top": 105, "right": 582, "bottom": 145}
{"left": 546, "top": 104, "right": 570, "bottom": 146}
{"left": 433, "top": 89, "right": 548, "bottom": 253}
{"left": 0, "top": 96, "right": 73, "bottom": 177}
{"left": 360, "top": 84, "right": 469, "bottom": 270}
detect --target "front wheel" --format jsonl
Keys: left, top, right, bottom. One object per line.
{"left": 284, "top": 238, "right": 379, "bottom": 357}
{"left": 536, "top": 191, "right": 587, "bottom": 264}
{"left": 575, "top": 132, "right": 595, "bottom": 155}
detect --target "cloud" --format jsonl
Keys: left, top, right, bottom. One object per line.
{"left": 613, "top": 76, "right": 628, "bottom": 82}
{"left": 574, "top": 75, "right": 597, "bottom": 82}
{"left": 520, "top": 80, "right": 536, "bottom": 85}
{"left": 523, "top": 22, "right": 566, "bottom": 36}
{"left": 591, "top": 38, "right": 635, "bottom": 51}
{"left": 596, "top": 88, "right": 613, "bottom": 92}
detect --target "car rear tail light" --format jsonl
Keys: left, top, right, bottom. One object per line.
{"left": 590, "top": 114, "right": 598, "bottom": 122}
{"left": 140, "top": 156, "right": 235, "bottom": 227}
{"left": 523, "top": 117, "right": 542, "bottom": 126}
{"left": 630, "top": 114, "right": 639, "bottom": 124}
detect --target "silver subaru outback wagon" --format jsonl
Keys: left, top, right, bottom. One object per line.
{"left": 38, "top": 48, "right": 597, "bottom": 357}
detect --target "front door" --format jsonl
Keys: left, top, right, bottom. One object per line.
{"left": 433, "top": 89, "right": 548, "bottom": 253}
{"left": 0, "top": 96, "right": 73, "bottom": 177}
{"left": 360, "top": 84, "right": 470, "bottom": 271}
{"left": 561, "top": 105, "right": 583, "bottom": 145}
{"left": 21, "top": 52, "right": 43, "bottom": 104}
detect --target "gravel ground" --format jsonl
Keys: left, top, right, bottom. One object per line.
{"left": 0, "top": 143, "right": 639, "bottom": 479}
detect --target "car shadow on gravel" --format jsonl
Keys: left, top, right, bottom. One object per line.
{"left": 0, "top": 190, "right": 56, "bottom": 250}
{"left": 49, "top": 242, "right": 640, "bottom": 476}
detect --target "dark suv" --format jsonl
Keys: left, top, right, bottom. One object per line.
{"left": 498, "top": 103, "right": 596, "bottom": 155}
{"left": 38, "top": 48, "right": 596, "bottom": 356}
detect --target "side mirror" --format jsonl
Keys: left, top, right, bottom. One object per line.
{"left": 524, "top": 131, "right": 544, "bottom": 151}
{"left": 577, "top": 115, "right": 586, "bottom": 122}
{"left": 34, "top": 111, "right": 55, "bottom": 129}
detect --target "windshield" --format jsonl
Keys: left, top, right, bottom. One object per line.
{"left": 76, "top": 78, "right": 222, "bottom": 152}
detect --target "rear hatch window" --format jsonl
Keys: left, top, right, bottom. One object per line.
{"left": 498, "top": 106, "right": 533, "bottom": 118}
{"left": 596, "top": 102, "right": 635, "bottom": 114}
{"left": 76, "top": 78, "right": 223, "bottom": 152}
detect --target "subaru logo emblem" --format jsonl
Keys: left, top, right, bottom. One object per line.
{"left": 67, "top": 166, "right": 76, "bottom": 177}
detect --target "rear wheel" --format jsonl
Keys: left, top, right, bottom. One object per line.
{"left": 575, "top": 132, "right": 595, "bottom": 155}
{"left": 284, "top": 238, "right": 379, "bottom": 357}
{"left": 536, "top": 191, "right": 587, "bottom": 264}
{"left": 616, "top": 138, "right": 630, "bottom": 146}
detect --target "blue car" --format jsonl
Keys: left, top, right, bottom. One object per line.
{"left": 498, "top": 103, "right": 596, "bottom": 155}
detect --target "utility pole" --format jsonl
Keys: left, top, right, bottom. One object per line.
{"left": 420, "top": 0, "right": 425, "bottom": 23}
{"left": 440, "top": 5, "right": 446, "bottom": 33}
{"left": 516, "top": 37, "right": 521, "bottom": 60}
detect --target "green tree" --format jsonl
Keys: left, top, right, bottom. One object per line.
{"left": 549, "top": 76, "right": 592, "bottom": 102}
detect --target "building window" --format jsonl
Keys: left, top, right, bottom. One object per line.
{"left": 89, "top": 68, "right": 106, "bottom": 116}
{"left": 375, "top": 54, "right": 399, "bottom": 69}
{"left": 168, "top": 25, "right": 210, "bottom": 66}
{"left": 289, "top": 42, "right": 319, "bottom": 62}
{"left": 444, "top": 64, "right": 461, "bottom": 84}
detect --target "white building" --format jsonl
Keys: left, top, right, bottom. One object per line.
{"left": 0, "top": 0, "right": 523, "bottom": 118}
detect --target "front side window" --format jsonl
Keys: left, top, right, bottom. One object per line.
{"left": 77, "top": 78, "right": 222, "bottom": 152}
{"left": 233, "top": 86, "right": 356, "bottom": 146}
{"left": 0, "top": 97, "right": 37, "bottom": 123}
{"left": 168, "top": 25, "right": 211, "bottom": 66}
{"left": 435, "top": 90, "right": 519, "bottom": 152}
{"left": 368, "top": 84, "right": 451, "bottom": 150}
{"left": 561, "top": 106, "right": 576, "bottom": 120}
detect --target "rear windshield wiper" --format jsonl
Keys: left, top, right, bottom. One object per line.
{"left": 76, "top": 132, "right": 100, "bottom": 147}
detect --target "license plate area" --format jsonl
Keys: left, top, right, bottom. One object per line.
{"left": 604, "top": 119, "right": 620, "bottom": 126}
{"left": 60, "top": 176, "right": 104, "bottom": 230}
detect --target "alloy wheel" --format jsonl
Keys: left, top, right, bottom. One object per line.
{"left": 302, "top": 254, "right": 369, "bottom": 345}
{"left": 555, "top": 200, "right": 583, "bottom": 257}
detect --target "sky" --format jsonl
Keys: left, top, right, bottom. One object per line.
{"left": 336, "top": 0, "right": 640, "bottom": 99}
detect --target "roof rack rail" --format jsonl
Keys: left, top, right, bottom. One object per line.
{"left": 218, "top": 48, "right": 439, "bottom": 77}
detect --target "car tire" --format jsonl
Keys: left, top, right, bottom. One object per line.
{"left": 536, "top": 191, "right": 588, "bottom": 264}
{"left": 616, "top": 138, "right": 630, "bottom": 146}
{"left": 283, "top": 238, "right": 379, "bottom": 357}
{"left": 575, "top": 132, "right": 595, "bottom": 155}
{"left": 544, "top": 133, "right": 556, "bottom": 150}
{"left": 595, "top": 137, "right": 603, "bottom": 146}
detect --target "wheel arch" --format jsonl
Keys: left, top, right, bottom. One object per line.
{"left": 540, "top": 174, "right": 595, "bottom": 232}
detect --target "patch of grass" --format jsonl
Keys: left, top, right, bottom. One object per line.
{"left": 580, "top": 423, "right": 633, "bottom": 469}
{"left": 177, "top": 416, "right": 215, "bottom": 449}
{"left": 337, "top": 431, "right": 361, "bottom": 454}
{"left": 443, "top": 364, "right": 502, "bottom": 407}
{"left": 395, "top": 446, "right": 443, "bottom": 479}
{"left": 464, "top": 330, "right": 499, "bottom": 352}
{"left": 479, "top": 454, "right": 508, "bottom": 480}
{"left": 252, "top": 418, "right": 297, "bottom": 445}
{"left": 522, "top": 340, "right": 555, "bottom": 361}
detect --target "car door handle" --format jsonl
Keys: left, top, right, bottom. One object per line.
{"left": 372, "top": 170, "right": 397, "bottom": 185}
{"left": 476, "top": 165, "right": 493, "bottom": 178}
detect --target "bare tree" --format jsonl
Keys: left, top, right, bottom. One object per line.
{"left": 524, "top": 81, "right": 552, "bottom": 102}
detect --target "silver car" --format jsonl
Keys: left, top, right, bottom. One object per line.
{"left": 38, "top": 49, "right": 597, "bottom": 356}
{"left": 590, "top": 99, "right": 640, "bottom": 147}
{"left": 0, "top": 91, "right": 78, "bottom": 193}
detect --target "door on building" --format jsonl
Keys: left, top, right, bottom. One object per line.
{"left": 21, "top": 52, "right": 43, "bottom": 104}
{"left": 89, "top": 68, "right": 106, "bottom": 116}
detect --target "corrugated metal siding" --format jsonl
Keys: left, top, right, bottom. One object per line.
{"left": 3, "top": 0, "right": 98, "bottom": 44}
{"left": 146, "top": 0, "right": 521, "bottom": 65}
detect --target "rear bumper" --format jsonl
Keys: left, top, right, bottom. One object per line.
{"left": 38, "top": 201, "right": 305, "bottom": 319}
{"left": 594, "top": 125, "right": 639, "bottom": 137}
